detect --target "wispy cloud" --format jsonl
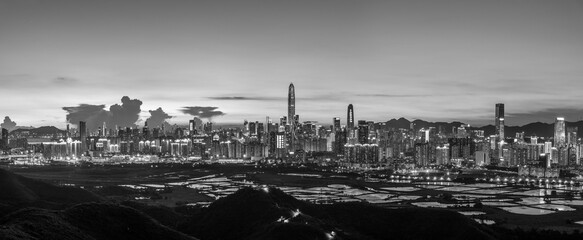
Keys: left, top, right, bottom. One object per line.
{"left": 53, "top": 76, "right": 79, "bottom": 84}
{"left": 207, "top": 96, "right": 282, "bottom": 101}
{"left": 180, "top": 106, "right": 225, "bottom": 120}
{"left": 355, "top": 94, "right": 432, "bottom": 98}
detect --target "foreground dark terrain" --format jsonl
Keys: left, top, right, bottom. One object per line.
{"left": 1, "top": 168, "right": 582, "bottom": 240}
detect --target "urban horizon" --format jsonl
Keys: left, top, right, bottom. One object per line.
{"left": 2, "top": 82, "right": 583, "bottom": 132}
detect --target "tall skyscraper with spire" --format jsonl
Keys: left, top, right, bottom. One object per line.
{"left": 347, "top": 103, "right": 354, "bottom": 129}
{"left": 555, "top": 117, "right": 566, "bottom": 147}
{"left": 347, "top": 104, "right": 355, "bottom": 140}
{"left": 288, "top": 83, "right": 296, "bottom": 151}
{"left": 495, "top": 103, "right": 505, "bottom": 162}
{"left": 495, "top": 103, "right": 504, "bottom": 140}
{"left": 288, "top": 83, "right": 295, "bottom": 126}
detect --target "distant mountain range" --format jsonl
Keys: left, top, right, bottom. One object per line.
{"left": 384, "top": 117, "right": 583, "bottom": 139}
{"left": 9, "top": 126, "right": 67, "bottom": 137}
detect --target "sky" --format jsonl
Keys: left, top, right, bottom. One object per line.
{"left": 1, "top": 0, "right": 583, "bottom": 129}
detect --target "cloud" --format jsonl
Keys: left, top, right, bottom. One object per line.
{"left": 356, "top": 94, "right": 431, "bottom": 98}
{"left": 53, "top": 76, "right": 79, "bottom": 84}
{"left": 180, "top": 106, "right": 225, "bottom": 120}
{"left": 109, "top": 96, "right": 143, "bottom": 128}
{"left": 145, "top": 107, "right": 172, "bottom": 128}
{"left": 207, "top": 96, "right": 281, "bottom": 101}
{"left": 62, "top": 96, "right": 143, "bottom": 131}
{"left": 62, "top": 104, "right": 111, "bottom": 132}
{"left": 1, "top": 116, "right": 17, "bottom": 131}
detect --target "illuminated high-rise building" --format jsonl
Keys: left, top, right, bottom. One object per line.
{"left": 357, "top": 120, "right": 369, "bottom": 144}
{"left": 347, "top": 104, "right": 354, "bottom": 130}
{"left": 495, "top": 103, "right": 504, "bottom": 140}
{"left": 554, "top": 117, "right": 566, "bottom": 147}
{"left": 79, "top": 121, "right": 87, "bottom": 151}
{"left": 189, "top": 119, "right": 196, "bottom": 135}
{"left": 266, "top": 116, "right": 271, "bottom": 132}
{"left": 567, "top": 126, "right": 578, "bottom": 146}
{"left": 288, "top": 83, "right": 295, "bottom": 127}
{"left": 204, "top": 122, "right": 213, "bottom": 134}
{"left": 287, "top": 83, "right": 296, "bottom": 150}
{"left": 333, "top": 117, "right": 341, "bottom": 132}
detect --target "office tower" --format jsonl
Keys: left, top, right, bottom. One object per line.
{"left": 189, "top": 119, "right": 196, "bottom": 135}
{"left": 334, "top": 127, "right": 347, "bottom": 155}
{"left": 66, "top": 124, "right": 70, "bottom": 138}
{"left": 102, "top": 122, "right": 107, "bottom": 137}
{"left": 495, "top": 103, "right": 504, "bottom": 140}
{"left": 287, "top": 83, "right": 296, "bottom": 151}
{"left": 0, "top": 128, "right": 8, "bottom": 149}
{"left": 347, "top": 104, "right": 354, "bottom": 130}
{"left": 288, "top": 83, "right": 295, "bottom": 128}
{"left": 143, "top": 121, "right": 150, "bottom": 139}
{"left": 79, "top": 121, "right": 87, "bottom": 151}
{"left": 204, "top": 122, "right": 213, "bottom": 134}
{"left": 554, "top": 117, "right": 566, "bottom": 147}
{"left": 567, "top": 126, "right": 578, "bottom": 146}
{"left": 249, "top": 122, "right": 257, "bottom": 136}
{"left": 357, "top": 120, "right": 369, "bottom": 144}
{"left": 257, "top": 123, "right": 264, "bottom": 137}
{"left": 266, "top": 116, "right": 271, "bottom": 132}
{"left": 333, "top": 117, "right": 341, "bottom": 132}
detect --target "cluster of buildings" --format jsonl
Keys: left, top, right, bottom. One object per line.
{"left": 1, "top": 84, "right": 583, "bottom": 171}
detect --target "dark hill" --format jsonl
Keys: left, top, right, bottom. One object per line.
{"left": 0, "top": 169, "right": 102, "bottom": 214}
{"left": 316, "top": 203, "right": 495, "bottom": 240}
{"left": 181, "top": 187, "right": 496, "bottom": 240}
{"left": 182, "top": 187, "right": 331, "bottom": 240}
{"left": 0, "top": 203, "right": 198, "bottom": 240}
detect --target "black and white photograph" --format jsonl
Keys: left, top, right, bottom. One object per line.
{"left": 1, "top": 0, "right": 583, "bottom": 239}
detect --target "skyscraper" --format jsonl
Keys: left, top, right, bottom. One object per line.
{"left": 1, "top": 128, "right": 8, "bottom": 149}
{"left": 288, "top": 83, "right": 295, "bottom": 128}
{"left": 79, "top": 121, "right": 87, "bottom": 152}
{"left": 287, "top": 83, "right": 296, "bottom": 151}
{"left": 347, "top": 104, "right": 354, "bottom": 130}
{"left": 567, "top": 126, "right": 578, "bottom": 146}
{"left": 495, "top": 103, "right": 504, "bottom": 140}
{"left": 333, "top": 117, "right": 341, "bottom": 132}
{"left": 189, "top": 119, "right": 198, "bottom": 136}
{"left": 555, "top": 117, "right": 566, "bottom": 147}
{"left": 357, "top": 120, "right": 369, "bottom": 144}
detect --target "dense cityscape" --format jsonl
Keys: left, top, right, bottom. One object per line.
{"left": 1, "top": 83, "right": 582, "bottom": 180}
{"left": 3, "top": 1, "right": 583, "bottom": 239}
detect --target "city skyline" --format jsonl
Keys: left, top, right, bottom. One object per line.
{"left": 2, "top": 83, "right": 583, "bottom": 131}
{"left": 2, "top": 0, "right": 583, "bottom": 127}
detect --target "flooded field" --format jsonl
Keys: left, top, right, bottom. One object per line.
{"left": 7, "top": 164, "right": 583, "bottom": 232}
